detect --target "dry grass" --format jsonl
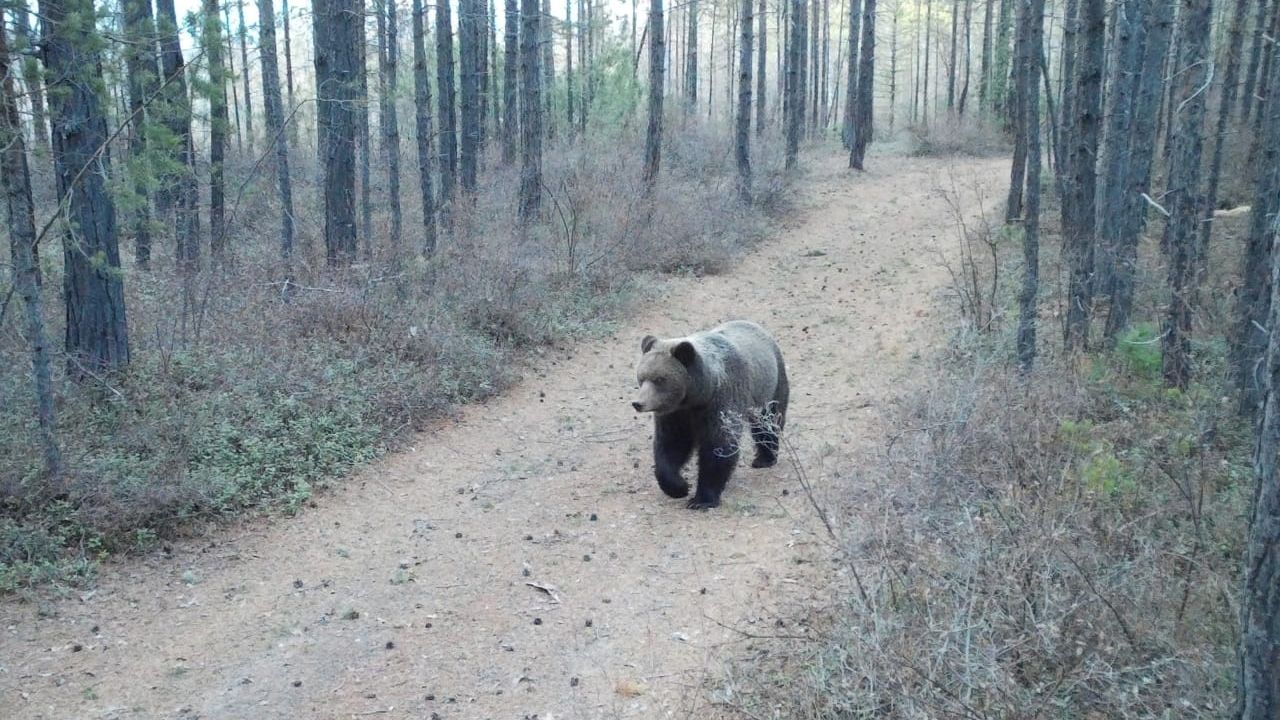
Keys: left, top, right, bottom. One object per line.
{"left": 907, "top": 113, "right": 1011, "bottom": 158}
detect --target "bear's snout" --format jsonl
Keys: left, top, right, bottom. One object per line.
{"left": 632, "top": 401, "right": 644, "bottom": 412}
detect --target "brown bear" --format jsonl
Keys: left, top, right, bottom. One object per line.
{"left": 631, "top": 320, "right": 789, "bottom": 509}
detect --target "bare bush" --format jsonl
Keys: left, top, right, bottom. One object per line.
{"left": 909, "top": 113, "right": 1011, "bottom": 158}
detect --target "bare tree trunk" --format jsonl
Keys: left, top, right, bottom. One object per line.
{"left": 566, "top": 0, "right": 575, "bottom": 129}
{"left": 948, "top": 0, "right": 959, "bottom": 109}
{"left": 1201, "top": 0, "right": 1251, "bottom": 255}
{"left": 958, "top": 0, "right": 972, "bottom": 113}
{"left": 1063, "top": 0, "right": 1103, "bottom": 352}
{"left": 358, "top": 0, "right": 372, "bottom": 257}
{"left": 822, "top": 0, "right": 831, "bottom": 129}
{"left": 923, "top": 0, "right": 932, "bottom": 127}
{"left": 737, "top": 0, "right": 755, "bottom": 199}
{"left": 12, "top": 1, "right": 49, "bottom": 151}
{"left": 505, "top": 0, "right": 521, "bottom": 161}
{"left": 807, "top": 0, "right": 818, "bottom": 129}
{"left": 519, "top": 0, "right": 543, "bottom": 217}
{"left": 993, "top": 0, "right": 1012, "bottom": 118}
{"left": 644, "top": 0, "right": 666, "bottom": 186}
{"left": 579, "top": 0, "right": 589, "bottom": 130}
{"left": 1105, "top": 0, "right": 1174, "bottom": 340}
{"left": 686, "top": 0, "right": 700, "bottom": 112}
{"left": 205, "top": 0, "right": 231, "bottom": 263}
{"left": 889, "top": 1, "right": 898, "bottom": 132}
{"left": 283, "top": 0, "right": 296, "bottom": 126}
{"left": 842, "top": 0, "right": 863, "bottom": 146}
{"left": 157, "top": 0, "right": 201, "bottom": 273}
{"left": 43, "top": 0, "right": 131, "bottom": 374}
{"left": 1004, "top": 0, "right": 1027, "bottom": 221}
{"left": 460, "top": 0, "right": 481, "bottom": 192}
{"left": 490, "top": 0, "right": 499, "bottom": 141}
{"left": 259, "top": 0, "right": 297, "bottom": 261}
{"left": 314, "top": 0, "right": 360, "bottom": 265}
{"left": 0, "top": 25, "right": 60, "bottom": 478}
{"left": 542, "top": 0, "right": 555, "bottom": 138}
{"left": 224, "top": 1, "right": 243, "bottom": 152}
{"left": 1160, "top": 0, "right": 1213, "bottom": 389}
{"left": 379, "top": 0, "right": 403, "bottom": 247}
{"left": 411, "top": 0, "right": 438, "bottom": 253}
{"left": 1018, "top": 0, "right": 1045, "bottom": 372}
{"left": 850, "top": 0, "right": 876, "bottom": 169}
{"left": 238, "top": 0, "right": 255, "bottom": 155}
{"left": 979, "top": 0, "right": 994, "bottom": 109}
{"left": 1094, "top": 0, "right": 1143, "bottom": 309}
{"left": 757, "top": 0, "right": 768, "bottom": 133}
{"left": 123, "top": 0, "right": 161, "bottom": 271}
{"left": 1241, "top": 0, "right": 1273, "bottom": 123}
{"left": 786, "top": 0, "right": 804, "bottom": 167}
{"left": 436, "top": 0, "right": 458, "bottom": 213}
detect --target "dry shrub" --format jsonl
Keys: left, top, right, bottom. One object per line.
{"left": 730, "top": 339, "right": 1248, "bottom": 718}
{"left": 909, "top": 113, "right": 1011, "bottom": 158}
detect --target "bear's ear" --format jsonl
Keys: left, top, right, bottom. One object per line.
{"left": 672, "top": 341, "right": 697, "bottom": 367}
{"left": 641, "top": 335, "right": 658, "bottom": 353}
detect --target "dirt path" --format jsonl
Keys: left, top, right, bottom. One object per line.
{"left": 1, "top": 152, "right": 1008, "bottom": 720}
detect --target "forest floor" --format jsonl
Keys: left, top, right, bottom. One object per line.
{"left": 0, "top": 150, "right": 1009, "bottom": 720}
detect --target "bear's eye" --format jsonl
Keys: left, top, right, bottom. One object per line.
{"left": 652, "top": 377, "right": 665, "bottom": 387}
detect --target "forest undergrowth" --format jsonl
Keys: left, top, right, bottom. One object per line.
{"left": 729, "top": 177, "right": 1254, "bottom": 717}
{"left": 0, "top": 126, "right": 788, "bottom": 593}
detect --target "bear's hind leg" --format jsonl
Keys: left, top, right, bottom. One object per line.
{"left": 689, "top": 439, "right": 740, "bottom": 510}
{"left": 654, "top": 413, "right": 695, "bottom": 498}
{"left": 750, "top": 399, "right": 785, "bottom": 468}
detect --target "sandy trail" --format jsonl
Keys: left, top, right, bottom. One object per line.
{"left": 1, "top": 151, "right": 1008, "bottom": 720}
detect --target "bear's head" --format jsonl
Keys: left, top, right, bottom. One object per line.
{"left": 632, "top": 335, "right": 697, "bottom": 414}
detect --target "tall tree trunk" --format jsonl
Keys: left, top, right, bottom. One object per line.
{"left": 1201, "top": 0, "right": 1252, "bottom": 255}
{"left": 1094, "top": 0, "right": 1143, "bottom": 310}
{"left": 225, "top": 1, "right": 243, "bottom": 152}
{"left": 380, "top": 0, "right": 403, "bottom": 247}
{"left": 757, "top": 0, "right": 768, "bottom": 134}
{"left": 542, "top": 0, "right": 555, "bottom": 138}
{"left": 889, "top": 1, "right": 898, "bottom": 132}
{"left": 460, "top": 0, "right": 481, "bottom": 192}
{"left": 786, "top": 0, "right": 804, "bottom": 167}
{"left": 12, "top": 1, "right": 49, "bottom": 151}
{"left": 807, "top": 0, "right": 819, "bottom": 129}
{"left": 43, "top": 0, "right": 131, "bottom": 374}
{"left": 283, "top": 0, "right": 296, "bottom": 124}
{"left": 519, "top": 0, "right": 543, "bottom": 217}
{"left": 1105, "top": 0, "right": 1174, "bottom": 340}
{"left": 1234, "top": 20, "right": 1280, "bottom": 414}
{"left": 1056, "top": 0, "right": 1079, "bottom": 202}
{"left": 842, "top": 0, "right": 863, "bottom": 147}
{"left": 436, "top": 0, "right": 458, "bottom": 213}
{"left": 798, "top": 0, "right": 809, "bottom": 134}
{"left": 490, "top": 0, "right": 499, "bottom": 141}
{"left": 644, "top": 0, "right": 666, "bottom": 186}
{"left": 1017, "top": 0, "right": 1045, "bottom": 372}
{"left": 505, "top": 0, "right": 521, "bottom": 161}
{"left": 958, "top": 0, "right": 972, "bottom": 113}
{"left": 948, "top": 0, "right": 959, "bottom": 109}
{"left": 850, "top": 0, "right": 876, "bottom": 168}
{"left": 1063, "top": 0, "right": 1103, "bottom": 352}
{"left": 578, "top": 0, "right": 589, "bottom": 130}
{"left": 566, "top": 0, "right": 575, "bottom": 129}
{"left": 411, "top": 0, "right": 438, "bottom": 253}
{"left": 709, "top": 0, "right": 720, "bottom": 118}
{"left": 205, "top": 0, "right": 231, "bottom": 263}
{"left": 686, "top": 0, "right": 700, "bottom": 112}
{"left": 157, "top": 0, "right": 201, "bottom": 273}
{"left": 993, "top": 0, "right": 1012, "bottom": 118}
{"left": 1160, "top": 0, "right": 1213, "bottom": 389}
{"left": 259, "top": 0, "right": 297, "bottom": 262}
{"left": 923, "top": 0, "right": 932, "bottom": 127}
{"left": 0, "top": 25, "right": 60, "bottom": 477}
{"left": 1241, "top": 0, "right": 1273, "bottom": 123}
{"left": 358, "top": 0, "right": 372, "bottom": 255}
{"left": 979, "top": 0, "right": 994, "bottom": 109}
{"left": 238, "top": 0, "right": 255, "bottom": 155}
{"left": 737, "top": 0, "right": 755, "bottom": 199}
{"left": 314, "top": 0, "right": 360, "bottom": 265}
{"left": 123, "top": 0, "right": 161, "bottom": 270}
{"left": 1004, "top": 0, "right": 1026, "bottom": 222}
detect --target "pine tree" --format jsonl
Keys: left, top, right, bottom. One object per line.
{"left": 259, "top": 0, "right": 297, "bottom": 261}
{"left": 519, "top": 0, "right": 544, "bottom": 216}
{"left": 411, "top": 0, "right": 438, "bottom": 252}
{"left": 643, "top": 0, "right": 666, "bottom": 186}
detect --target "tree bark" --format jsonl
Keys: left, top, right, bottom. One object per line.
{"left": 156, "top": 0, "right": 201, "bottom": 273}
{"left": 686, "top": 0, "right": 700, "bottom": 112}
{"left": 436, "top": 0, "right": 458, "bottom": 212}
{"left": 411, "top": 0, "right": 438, "bottom": 253}
{"left": 1017, "top": 0, "right": 1045, "bottom": 372}
{"left": 1004, "top": 0, "right": 1027, "bottom": 222}
{"left": 541, "top": 0, "right": 555, "bottom": 138}
{"left": 380, "top": 0, "right": 403, "bottom": 247}
{"left": 505, "top": 0, "right": 521, "bottom": 161}
{"left": 842, "top": 0, "right": 863, "bottom": 147}
{"left": 283, "top": 0, "right": 296, "bottom": 128}
{"left": 948, "top": 0, "right": 959, "bottom": 109}
{"left": 358, "top": 0, "right": 372, "bottom": 255}
{"left": 786, "top": 0, "right": 804, "bottom": 167}
{"left": 1160, "top": 0, "right": 1213, "bottom": 389}
{"left": 0, "top": 25, "right": 61, "bottom": 477}
{"left": 258, "top": 0, "right": 297, "bottom": 262}
{"left": 1201, "top": 0, "right": 1252, "bottom": 256}
{"left": 1105, "top": 0, "right": 1174, "bottom": 340}
{"left": 314, "top": 0, "right": 360, "bottom": 265}
{"left": 460, "top": 0, "right": 481, "bottom": 193}
{"left": 205, "top": 0, "right": 231, "bottom": 263}
{"left": 757, "top": 0, "right": 768, "bottom": 134}
{"left": 958, "top": 0, "right": 972, "bottom": 114}
{"left": 519, "top": 0, "right": 543, "bottom": 217}
{"left": 12, "top": 1, "right": 49, "bottom": 151}
{"left": 737, "top": 0, "right": 754, "bottom": 199}
{"left": 237, "top": 0, "right": 255, "bottom": 154}
{"left": 43, "top": 0, "right": 131, "bottom": 374}
{"left": 122, "top": 0, "right": 161, "bottom": 271}
{"left": 1241, "top": 0, "right": 1273, "bottom": 123}
{"left": 643, "top": 0, "right": 666, "bottom": 186}
{"left": 225, "top": 1, "right": 243, "bottom": 152}
{"left": 1234, "top": 17, "right": 1280, "bottom": 414}
{"left": 1063, "top": 0, "right": 1103, "bottom": 352}
{"left": 850, "top": 0, "right": 876, "bottom": 169}
{"left": 979, "top": 0, "right": 994, "bottom": 109}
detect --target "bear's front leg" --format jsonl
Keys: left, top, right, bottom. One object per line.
{"left": 653, "top": 412, "right": 695, "bottom": 498}
{"left": 688, "top": 439, "right": 739, "bottom": 510}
